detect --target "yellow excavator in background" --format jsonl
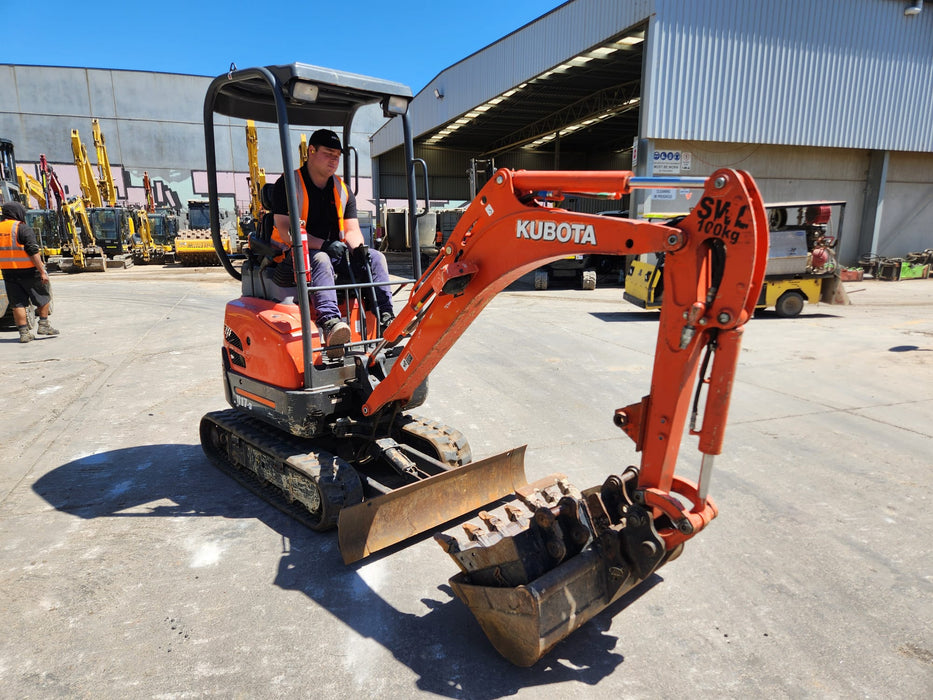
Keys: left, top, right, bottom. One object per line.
{"left": 72, "top": 124, "right": 134, "bottom": 266}
{"left": 15, "top": 162, "right": 65, "bottom": 261}
{"left": 125, "top": 171, "right": 169, "bottom": 265}
{"left": 129, "top": 207, "right": 162, "bottom": 264}
{"left": 60, "top": 197, "right": 108, "bottom": 272}
{"left": 143, "top": 172, "right": 178, "bottom": 262}
{"left": 34, "top": 157, "right": 106, "bottom": 273}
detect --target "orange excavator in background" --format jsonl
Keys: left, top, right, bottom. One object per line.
{"left": 198, "top": 64, "right": 768, "bottom": 667}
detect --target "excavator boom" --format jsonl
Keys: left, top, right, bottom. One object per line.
{"left": 92, "top": 119, "right": 117, "bottom": 207}
{"left": 71, "top": 129, "right": 102, "bottom": 209}
{"left": 16, "top": 166, "right": 46, "bottom": 209}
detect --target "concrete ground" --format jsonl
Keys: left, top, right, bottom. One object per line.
{"left": 0, "top": 262, "right": 930, "bottom": 699}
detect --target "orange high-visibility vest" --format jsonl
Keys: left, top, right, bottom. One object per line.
{"left": 271, "top": 173, "right": 349, "bottom": 262}
{"left": 0, "top": 220, "right": 34, "bottom": 270}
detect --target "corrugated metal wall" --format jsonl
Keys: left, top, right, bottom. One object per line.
{"left": 0, "top": 65, "right": 386, "bottom": 212}
{"left": 647, "top": 0, "right": 933, "bottom": 150}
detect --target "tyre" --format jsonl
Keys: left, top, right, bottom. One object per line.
{"left": 769, "top": 207, "right": 787, "bottom": 229}
{"left": 582, "top": 270, "right": 597, "bottom": 290}
{"left": 775, "top": 291, "right": 805, "bottom": 318}
{"left": 534, "top": 269, "right": 548, "bottom": 290}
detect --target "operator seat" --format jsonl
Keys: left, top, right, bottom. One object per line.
{"left": 241, "top": 183, "right": 298, "bottom": 303}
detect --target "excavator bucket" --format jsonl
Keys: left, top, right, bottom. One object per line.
{"left": 337, "top": 446, "right": 529, "bottom": 564}
{"left": 447, "top": 541, "right": 682, "bottom": 667}
{"left": 434, "top": 469, "right": 688, "bottom": 666}
{"left": 61, "top": 253, "right": 107, "bottom": 273}
{"left": 84, "top": 256, "right": 108, "bottom": 273}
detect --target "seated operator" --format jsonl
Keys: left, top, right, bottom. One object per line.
{"left": 270, "top": 129, "right": 395, "bottom": 359}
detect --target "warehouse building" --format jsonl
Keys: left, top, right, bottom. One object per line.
{"left": 2, "top": 0, "right": 930, "bottom": 264}
{"left": 373, "top": 0, "right": 933, "bottom": 265}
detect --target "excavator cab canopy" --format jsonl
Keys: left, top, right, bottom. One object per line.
{"left": 203, "top": 64, "right": 420, "bottom": 277}
{"left": 208, "top": 63, "right": 412, "bottom": 126}
{"left": 203, "top": 62, "right": 422, "bottom": 385}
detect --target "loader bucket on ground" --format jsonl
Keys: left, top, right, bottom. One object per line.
{"left": 337, "top": 446, "right": 529, "bottom": 564}
{"left": 448, "top": 542, "right": 683, "bottom": 667}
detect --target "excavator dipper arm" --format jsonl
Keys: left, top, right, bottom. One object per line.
{"left": 359, "top": 167, "right": 768, "bottom": 665}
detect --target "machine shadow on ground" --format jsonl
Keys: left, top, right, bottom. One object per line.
{"left": 593, "top": 309, "right": 846, "bottom": 324}
{"left": 32, "top": 444, "right": 665, "bottom": 696}
{"left": 590, "top": 310, "right": 661, "bottom": 323}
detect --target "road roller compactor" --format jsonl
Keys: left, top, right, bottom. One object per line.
{"left": 198, "top": 63, "right": 769, "bottom": 666}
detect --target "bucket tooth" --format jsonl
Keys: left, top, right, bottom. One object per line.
{"left": 504, "top": 504, "right": 525, "bottom": 522}
{"left": 462, "top": 522, "right": 484, "bottom": 541}
{"left": 479, "top": 510, "right": 505, "bottom": 531}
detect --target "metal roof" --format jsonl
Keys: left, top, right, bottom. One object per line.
{"left": 422, "top": 41, "right": 644, "bottom": 157}
{"left": 371, "top": 0, "right": 654, "bottom": 158}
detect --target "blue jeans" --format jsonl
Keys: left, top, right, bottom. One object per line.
{"left": 309, "top": 249, "right": 392, "bottom": 322}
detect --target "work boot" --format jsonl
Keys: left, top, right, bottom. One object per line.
{"left": 18, "top": 325, "right": 34, "bottom": 343}
{"left": 37, "top": 318, "right": 60, "bottom": 336}
{"left": 321, "top": 318, "right": 351, "bottom": 359}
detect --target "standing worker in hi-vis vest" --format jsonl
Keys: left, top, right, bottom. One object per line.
{"left": 0, "top": 202, "right": 59, "bottom": 343}
{"left": 271, "top": 129, "right": 395, "bottom": 358}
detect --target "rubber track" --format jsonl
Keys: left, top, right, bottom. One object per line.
{"left": 201, "top": 409, "right": 358, "bottom": 531}
{"left": 398, "top": 415, "right": 473, "bottom": 467}
{"left": 202, "top": 410, "right": 474, "bottom": 535}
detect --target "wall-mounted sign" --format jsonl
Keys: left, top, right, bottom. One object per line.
{"left": 653, "top": 150, "right": 681, "bottom": 174}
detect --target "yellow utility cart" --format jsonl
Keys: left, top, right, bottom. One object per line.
{"left": 624, "top": 201, "right": 849, "bottom": 317}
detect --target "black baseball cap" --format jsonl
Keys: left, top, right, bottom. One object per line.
{"left": 309, "top": 129, "right": 342, "bottom": 151}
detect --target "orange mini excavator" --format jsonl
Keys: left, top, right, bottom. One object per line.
{"left": 199, "top": 64, "right": 768, "bottom": 666}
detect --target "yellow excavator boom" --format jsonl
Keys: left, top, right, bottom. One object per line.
{"left": 92, "top": 119, "right": 117, "bottom": 207}
{"left": 71, "top": 129, "right": 103, "bottom": 208}
{"left": 245, "top": 120, "right": 267, "bottom": 221}
{"left": 16, "top": 166, "right": 46, "bottom": 209}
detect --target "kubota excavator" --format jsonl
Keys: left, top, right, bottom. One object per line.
{"left": 198, "top": 63, "right": 769, "bottom": 667}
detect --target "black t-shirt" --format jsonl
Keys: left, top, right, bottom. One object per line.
{"left": 270, "top": 171, "right": 357, "bottom": 284}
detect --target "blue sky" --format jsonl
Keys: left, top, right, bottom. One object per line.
{"left": 3, "top": 0, "right": 564, "bottom": 92}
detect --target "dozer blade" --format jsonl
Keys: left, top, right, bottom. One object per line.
{"left": 337, "top": 446, "right": 528, "bottom": 564}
